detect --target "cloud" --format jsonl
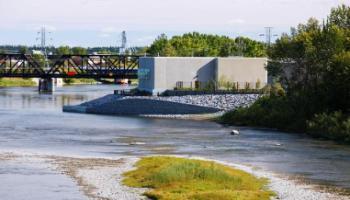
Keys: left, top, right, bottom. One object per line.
{"left": 98, "top": 26, "right": 120, "bottom": 38}
{"left": 100, "top": 27, "right": 118, "bottom": 34}
{"left": 98, "top": 33, "right": 111, "bottom": 38}
{"left": 227, "top": 18, "right": 246, "bottom": 25}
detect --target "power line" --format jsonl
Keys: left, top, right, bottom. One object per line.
{"left": 259, "top": 27, "right": 278, "bottom": 46}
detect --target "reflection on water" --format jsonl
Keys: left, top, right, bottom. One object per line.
{"left": 0, "top": 85, "right": 349, "bottom": 192}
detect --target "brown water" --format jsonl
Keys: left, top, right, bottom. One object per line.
{"left": 0, "top": 85, "right": 349, "bottom": 199}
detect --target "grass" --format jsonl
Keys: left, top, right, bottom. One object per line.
{"left": 0, "top": 78, "right": 36, "bottom": 87}
{"left": 123, "top": 156, "right": 274, "bottom": 200}
{"left": 63, "top": 78, "right": 97, "bottom": 85}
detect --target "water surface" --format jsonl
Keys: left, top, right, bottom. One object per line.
{"left": 0, "top": 85, "right": 349, "bottom": 194}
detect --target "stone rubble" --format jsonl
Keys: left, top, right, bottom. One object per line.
{"left": 123, "top": 94, "right": 261, "bottom": 111}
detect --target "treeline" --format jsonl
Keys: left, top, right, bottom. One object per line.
{"left": 221, "top": 4, "right": 350, "bottom": 143}
{"left": 146, "top": 32, "right": 266, "bottom": 57}
{"left": 0, "top": 45, "right": 145, "bottom": 55}
{"left": 0, "top": 33, "right": 265, "bottom": 57}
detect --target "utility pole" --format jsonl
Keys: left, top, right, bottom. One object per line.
{"left": 259, "top": 27, "right": 278, "bottom": 46}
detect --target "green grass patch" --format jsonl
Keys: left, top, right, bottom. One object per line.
{"left": 63, "top": 78, "right": 97, "bottom": 85}
{"left": 123, "top": 156, "right": 274, "bottom": 200}
{"left": 0, "top": 78, "right": 36, "bottom": 87}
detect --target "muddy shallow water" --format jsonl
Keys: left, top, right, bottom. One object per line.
{"left": 0, "top": 85, "right": 349, "bottom": 199}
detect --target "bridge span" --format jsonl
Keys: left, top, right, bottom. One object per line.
{"left": 0, "top": 54, "right": 139, "bottom": 91}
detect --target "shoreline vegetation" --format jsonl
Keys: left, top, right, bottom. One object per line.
{"left": 123, "top": 156, "right": 274, "bottom": 200}
{"left": 220, "top": 5, "right": 350, "bottom": 144}
{"left": 0, "top": 77, "right": 99, "bottom": 87}
{"left": 63, "top": 78, "right": 98, "bottom": 85}
{"left": 0, "top": 78, "right": 36, "bottom": 87}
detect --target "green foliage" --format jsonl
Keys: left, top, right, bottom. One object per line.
{"left": 218, "top": 76, "right": 233, "bottom": 90}
{"left": 308, "top": 111, "right": 350, "bottom": 143}
{"left": 123, "top": 156, "right": 273, "bottom": 200}
{"left": 56, "top": 46, "right": 71, "bottom": 55}
{"left": 222, "top": 4, "right": 350, "bottom": 143}
{"left": 63, "top": 78, "right": 96, "bottom": 85}
{"left": 328, "top": 4, "right": 350, "bottom": 29}
{"left": 19, "top": 46, "right": 29, "bottom": 54}
{"left": 147, "top": 32, "right": 266, "bottom": 57}
{"left": 32, "top": 54, "right": 46, "bottom": 68}
{"left": 203, "top": 80, "right": 217, "bottom": 91}
{"left": 220, "top": 96, "right": 303, "bottom": 130}
{"left": 0, "top": 78, "right": 36, "bottom": 87}
{"left": 71, "top": 47, "right": 87, "bottom": 55}
{"left": 255, "top": 79, "right": 261, "bottom": 89}
{"left": 56, "top": 46, "right": 88, "bottom": 55}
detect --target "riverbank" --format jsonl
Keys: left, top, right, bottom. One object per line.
{"left": 63, "top": 94, "right": 260, "bottom": 118}
{"left": 0, "top": 152, "right": 348, "bottom": 200}
{"left": 0, "top": 78, "right": 36, "bottom": 87}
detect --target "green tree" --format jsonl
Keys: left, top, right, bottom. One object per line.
{"left": 221, "top": 4, "right": 350, "bottom": 142}
{"left": 328, "top": 4, "right": 350, "bottom": 29}
{"left": 146, "top": 32, "right": 266, "bottom": 57}
{"left": 19, "top": 46, "right": 29, "bottom": 54}
{"left": 56, "top": 46, "right": 71, "bottom": 55}
{"left": 147, "top": 34, "right": 169, "bottom": 56}
{"left": 71, "top": 47, "right": 87, "bottom": 55}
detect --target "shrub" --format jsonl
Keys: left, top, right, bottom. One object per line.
{"left": 255, "top": 79, "right": 261, "bottom": 89}
{"left": 307, "top": 111, "right": 350, "bottom": 143}
{"left": 220, "top": 95, "right": 304, "bottom": 131}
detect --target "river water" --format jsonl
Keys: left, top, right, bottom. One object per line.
{"left": 0, "top": 85, "right": 349, "bottom": 196}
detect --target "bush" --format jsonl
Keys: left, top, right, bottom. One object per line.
{"left": 307, "top": 111, "right": 350, "bottom": 143}
{"left": 220, "top": 95, "right": 303, "bottom": 131}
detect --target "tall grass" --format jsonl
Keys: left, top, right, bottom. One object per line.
{"left": 123, "top": 156, "right": 274, "bottom": 200}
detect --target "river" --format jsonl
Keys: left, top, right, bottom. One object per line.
{"left": 0, "top": 85, "right": 349, "bottom": 198}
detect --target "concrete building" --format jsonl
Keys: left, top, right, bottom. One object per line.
{"left": 138, "top": 57, "right": 268, "bottom": 95}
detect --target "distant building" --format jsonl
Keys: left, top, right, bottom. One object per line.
{"left": 138, "top": 57, "right": 268, "bottom": 95}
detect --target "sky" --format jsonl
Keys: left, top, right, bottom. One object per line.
{"left": 0, "top": 0, "right": 348, "bottom": 47}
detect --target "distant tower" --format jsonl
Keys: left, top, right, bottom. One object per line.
{"left": 36, "top": 26, "right": 52, "bottom": 56}
{"left": 259, "top": 27, "right": 278, "bottom": 46}
{"left": 119, "top": 31, "right": 127, "bottom": 54}
{"left": 36, "top": 26, "right": 52, "bottom": 68}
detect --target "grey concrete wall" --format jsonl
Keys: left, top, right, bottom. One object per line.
{"left": 216, "top": 58, "right": 268, "bottom": 89}
{"left": 138, "top": 57, "right": 268, "bottom": 94}
{"left": 162, "top": 57, "right": 215, "bottom": 89}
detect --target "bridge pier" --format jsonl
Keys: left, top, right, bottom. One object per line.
{"left": 38, "top": 78, "right": 56, "bottom": 92}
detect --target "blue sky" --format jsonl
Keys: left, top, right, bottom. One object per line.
{"left": 0, "top": 0, "right": 348, "bottom": 47}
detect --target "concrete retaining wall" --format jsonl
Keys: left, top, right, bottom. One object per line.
{"left": 216, "top": 58, "right": 268, "bottom": 89}
{"left": 138, "top": 57, "right": 268, "bottom": 95}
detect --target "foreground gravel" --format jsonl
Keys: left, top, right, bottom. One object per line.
{"left": 2, "top": 152, "right": 348, "bottom": 200}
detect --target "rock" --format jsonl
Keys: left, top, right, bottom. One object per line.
{"left": 231, "top": 129, "right": 240, "bottom": 135}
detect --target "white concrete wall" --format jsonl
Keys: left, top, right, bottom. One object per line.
{"left": 138, "top": 57, "right": 268, "bottom": 94}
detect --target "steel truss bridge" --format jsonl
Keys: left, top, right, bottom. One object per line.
{"left": 0, "top": 54, "right": 139, "bottom": 79}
